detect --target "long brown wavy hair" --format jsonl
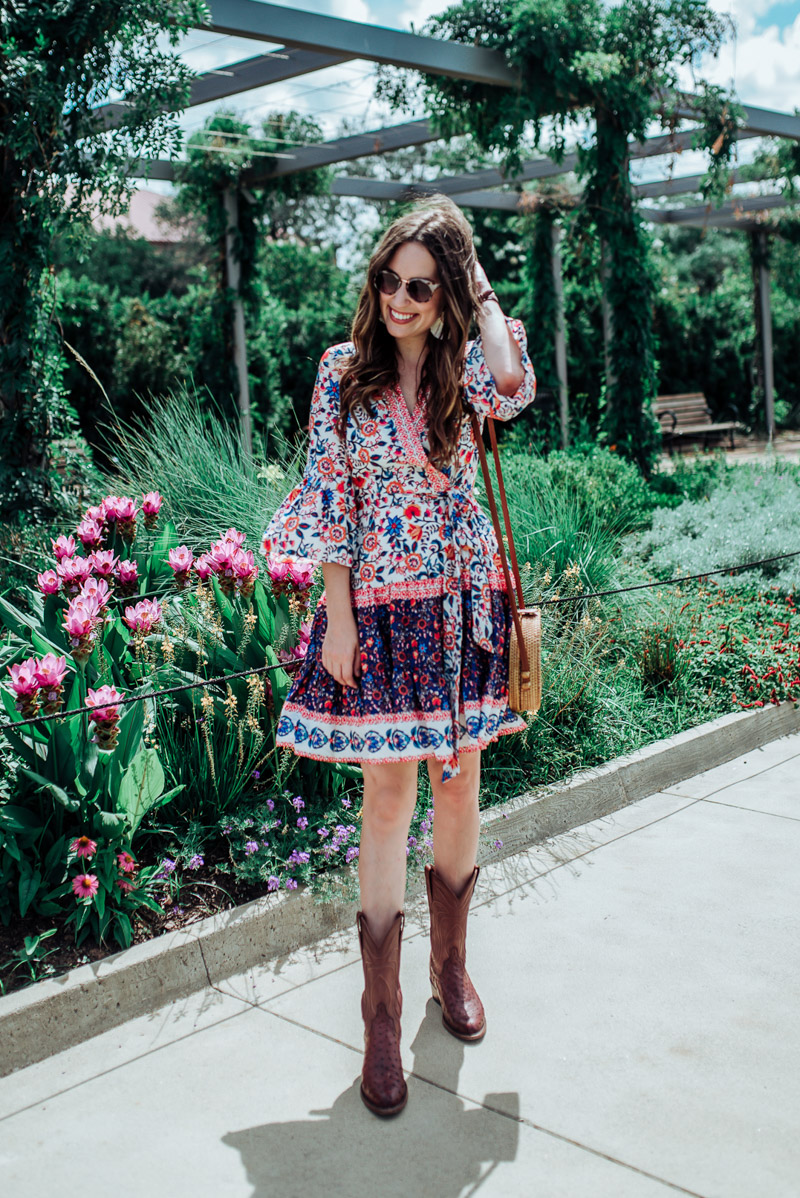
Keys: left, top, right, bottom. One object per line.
{"left": 335, "top": 195, "right": 482, "bottom": 470}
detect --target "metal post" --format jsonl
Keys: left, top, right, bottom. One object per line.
{"left": 756, "top": 229, "right": 775, "bottom": 443}
{"left": 551, "top": 220, "right": 569, "bottom": 449}
{"left": 223, "top": 186, "right": 253, "bottom": 457}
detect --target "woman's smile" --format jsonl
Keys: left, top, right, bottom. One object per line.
{"left": 388, "top": 307, "right": 416, "bottom": 324}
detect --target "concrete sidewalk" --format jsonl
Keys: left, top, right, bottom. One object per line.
{"left": 2, "top": 736, "right": 799, "bottom": 1198}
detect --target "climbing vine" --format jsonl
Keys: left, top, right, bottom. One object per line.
{"left": 377, "top": 0, "right": 740, "bottom": 473}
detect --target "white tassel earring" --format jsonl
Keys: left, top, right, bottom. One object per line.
{"left": 430, "top": 315, "right": 445, "bottom": 339}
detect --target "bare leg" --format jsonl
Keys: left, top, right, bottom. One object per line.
{"left": 359, "top": 759, "right": 419, "bottom": 941}
{"left": 427, "top": 750, "right": 481, "bottom": 894}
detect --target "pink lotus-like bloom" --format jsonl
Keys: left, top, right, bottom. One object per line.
{"left": 101, "top": 495, "right": 122, "bottom": 521}
{"left": 194, "top": 553, "right": 216, "bottom": 581}
{"left": 141, "top": 491, "right": 162, "bottom": 515}
{"left": 63, "top": 594, "right": 100, "bottom": 637}
{"left": 222, "top": 527, "right": 246, "bottom": 549}
{"left": 37, "top": 569, "right": 60, "bottom": 595}
{"left": 80, "top": 576, "right": 110, "bottom": 609}
{"left": 232, "top": 548, "right": 259, "bottom": 598}
{"left": 86, "top": 684, "right": 125, "bottom": 749}
{"left": 90, "top": 549, "right": 119, "bottom": 578}
{"left": 116, "top": 496, "right": 138, "bottom": 521}
{"left": 266, "top": 553, "right": 291, "bottom": 586}
{"left": 169, "top": 545, "right": 194, "bottom": 572}
{"left": 123, "top": 598, "right": 163, "bottom": 634}
{"left": 33, "top": 653, "right": 68, "bottom": 688}
{"left": 288, "top": 558, "right": 315, "bottom": 590}
{"left": 77, "top": 518, "right": 103, "bottom": 550}
{"left": 70, "top": 835, "right": 97, "bottom": 859}
{"left": 57, "top": 555, "right": 94, "bottom": 596}
{"left": 142, "top": 491, "right": 162, "bottom": 531}
{"left": 8, "top": 658, "right": 39, "bottom": 697}
{"left": 72, "top": 873, "right": 100, "bottom": 899}
{"left": 278, "top": 620, "right": 312, "bottom": 664}
{"left": 52, "top": 534, "right": 77, "bottom": 560}
{"left": 84, "top": 504, "right": 106, "bottom": 526}
{"left": 117, "top": 559, "right": 139, "bottom": 584}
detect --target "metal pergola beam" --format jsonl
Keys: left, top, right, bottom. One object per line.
{"left": 188, "top": 47, "right": 355, "bottom": 106}
{"left": 203, "top": 0, "right": 519, "bottom": 87}
{"left": 675, "top": 97, "right": 800, "bottom": 142}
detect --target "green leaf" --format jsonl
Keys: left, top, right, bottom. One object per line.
{"left": 114, "top": 910, "right": 133, "bottom": 949}
{"left": 0, "top": 805, "right": 40, "bottom": 832}
{"left": 117, "top": 747, "right": 165, "bottom": 836}
{"left": 19, "top": 866, "right": 42, "bottom": 918}
{"left": 95, "top": 885, "right": 106, "bottom": 919}
{"left": 18, "top": 767, "right": 80, "bottom": 812}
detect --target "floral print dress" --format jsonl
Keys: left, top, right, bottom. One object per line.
{"left": 261, "top": 317, "right": 537, "bottom": 781}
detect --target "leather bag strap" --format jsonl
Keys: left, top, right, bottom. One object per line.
{"left": 468, "top": 410, "right": 531, "bottom": 674}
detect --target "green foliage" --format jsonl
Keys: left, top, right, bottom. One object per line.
{"left": 634, "top": 459, "right": 800, "bottom": 591}
{"left": 0, "top": 0, "right": 206, "bottom": 514}
{"left": 377, "top": 0, "right": 737, "bottom": 473}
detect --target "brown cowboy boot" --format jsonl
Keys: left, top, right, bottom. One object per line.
{"left": 425, "top": 863, "right": 486, "bottom": 1042}
{"left": 356, "top": 909, "right": 408, "bottom": 1117}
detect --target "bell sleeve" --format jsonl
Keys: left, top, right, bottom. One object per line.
{"left": 261, "top": 345, "right": 357, "bottom": 567}
{"left": 463, "top": 316, "right": 537, "bottom": 422}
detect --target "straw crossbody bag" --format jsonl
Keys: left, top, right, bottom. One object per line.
{"left": 468, "top": 410, "right": 542, "bottom": 715}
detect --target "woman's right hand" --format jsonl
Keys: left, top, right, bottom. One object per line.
{"left": 321, "top": 609, "right": 361, "bottom": 689}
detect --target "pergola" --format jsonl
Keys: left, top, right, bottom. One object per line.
{"left": 127, "top": 0, "right": 799, "bottom": 453}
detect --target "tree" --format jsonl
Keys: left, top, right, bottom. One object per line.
{"left": 377, "top": 0, "right": 738, "bottom": 473}
{"left": 0, "top": 0, "right": 206, "bottom": 518}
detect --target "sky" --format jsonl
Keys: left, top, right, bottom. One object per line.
{"left": 141, "top": 0, "right": 800, "bottom": 210}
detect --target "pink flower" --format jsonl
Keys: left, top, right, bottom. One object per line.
{"left": 90, "top": 549, "right": 118, "bottom": 578}
{"left": 77, "top": 518, "right": 103, "bottom": 550}
{"left": 8, "top": 658, "right": 39, "bottom": 696}
{"left": 101, "top": 495, "right": 122, "bottom": 521}
{"left": 79, "top": 576, "right": 110, "bottom": 609}
{"left": 86, "top": 684, "right": 125, "bottom": 739}
{"left": 222, "top": 527, "right": 246, "bottom": 548}
{"left": 33, "top": 653, "right": 68, "bottom": 688}
{"left": 141, "top": 491, "right": 162, "bottom": 516}
{"left": 116, "top": 850, "right": 137, "bottom": 875}
{"left": 123, "top": 598, "right": 162, "bottom": 634}
{"left": 117, "top": 559, "right": 139, "bottom": 584}
{"left": 72, "top": 873, "right": 99, "bottom": 899}
{"left": 266, "top": 554, "right": 291, "bottom": 585}
{"left": 116, "top": 496, "right": 138, "bottom": 521}
{"left": 84, "top": 504, "right": 106, "bottom": 526}
{"left": 194, "top": 553, "right": 215, "bottom": 581}
{"left": 209, "top": 539, "right": 235, "bottom": 569}
{"left": 63, "top": 594, "right": 101, "bottom": 637}
{"left": 287, "top": 558, "right": 315, "bottom": 590}
{"left": 57, "top": 555, "right": 94, "bottom": 595}
{"left": 168, "top": 545, "right": 194, "bottom": 573}
{"left": 37, "top": 569, "right": 60, "bottom": 595}
{"left": 70, "top": 835, "right": 97, "bottom": 859}
{"left": 51, "top": 534, "right": 77, "bottom": 560}
{"left": 116, "top": 876, "right": 135, "bottom": 893}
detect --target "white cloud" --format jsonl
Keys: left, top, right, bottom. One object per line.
{"left": 697, "top": 13, "right": 800, "bottom": 112}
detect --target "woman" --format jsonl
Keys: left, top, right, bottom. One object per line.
{"left": 262, "top": 195, "right": 536, "bottom": 1117}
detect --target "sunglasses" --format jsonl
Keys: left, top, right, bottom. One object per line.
{"left": 374, "top": 268, "right": 442, "bottom": 305}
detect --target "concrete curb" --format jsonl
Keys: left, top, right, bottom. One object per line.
{"left": 2, "top": 701, "right": 799, "bottom": 1078}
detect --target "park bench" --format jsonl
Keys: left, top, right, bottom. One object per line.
{"left": 653, "top": 392, "right": 745, "bottom": 453}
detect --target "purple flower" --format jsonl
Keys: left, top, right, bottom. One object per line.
{"left": 188, "top": 854, "right": 204, "bottom": 870}
{"left": 291, "top": 795, "right": 305, "bottom": 811}
{"left": 317, "top": 826, "right": 329, "bottom": 839}
{"left": 297, "top": 816, "right": 308, "bottom": 830}
{"left": 252, "top": 770, "right": 261, "bottom": 780}
{"left": 407, "top": 836, "right": 417, "bottom": 847}
{"left": 345, "top": 847, "right": 359, "bottom": 864}
{"left": 285, "top": 878, "right": 298, "bottom": 890}
{"left": 288, "top": 849, "right": 310, "bottom": 866}
{"left": 267, "top": 876, "right": 280, "bottom": 891}
{"left": 341, "top": 798, "right": 352, "bottom": 809}
{"left": 160, "top": 857, "right": 176, "bottom": 874}
{"left": 244, "top": 840, "right": 259, "bottom": 855}
{"left": 266, "top": 799, "right": 275, "bottom": 812}
{"left": 420, "top": 820, "right": 431, "bottom": 834}
{"left": 222, "top": 824, "right": 232, "bottom": 834}
{"left": 493, "top": 839, "right": 503, "bottom": 849}
{"left": 261, "top": 840, "right": 270, "bottom": 849}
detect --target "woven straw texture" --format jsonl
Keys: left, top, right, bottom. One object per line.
{"left": 509, "top": 608, "right": 542, "bottom": 714}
